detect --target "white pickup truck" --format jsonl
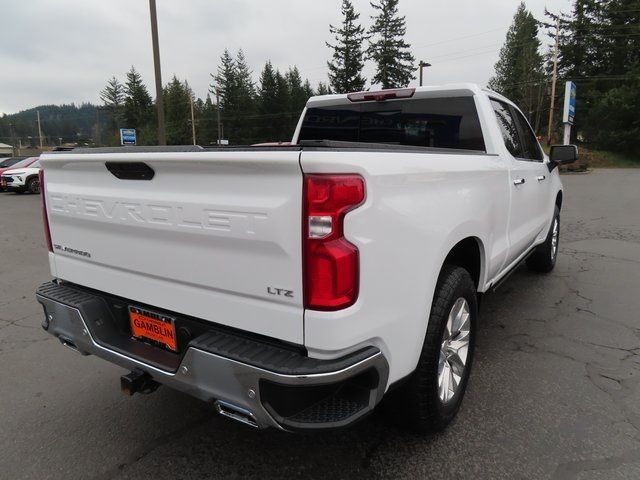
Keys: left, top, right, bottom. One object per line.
{"left": 36, "top": 84, "right": 577, "bottom": 432}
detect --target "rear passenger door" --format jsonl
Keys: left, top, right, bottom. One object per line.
{"left": 510, "top": 106, "right": 551, "bottom": 241}
{"left": 490, "top": 99, "right": 543, "bottom": 265}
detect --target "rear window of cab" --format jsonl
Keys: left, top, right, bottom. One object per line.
{"left": 298, "top": 96, "right": 485, "bottom": 152}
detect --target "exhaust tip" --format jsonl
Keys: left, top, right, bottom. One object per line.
{"left": 214, "top": 400, "right": 259, "bottom": 428}
{"left": 58, "top": 336, "right": 83, "bottom": 354}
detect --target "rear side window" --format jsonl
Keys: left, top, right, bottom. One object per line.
{"left": 511, "top": 108, "right": 543, "bottom": 161}
{"left": 0, "top": 158, "right": 21, "bottom": 168}
{"left": 298, "top": 97, "right": 486, "bottom": 152}
{"left": 491, "top": 99, "right": 522, "bottom": 158}
{"left": 6, "top": 158, "right": 34, "bottom": 169}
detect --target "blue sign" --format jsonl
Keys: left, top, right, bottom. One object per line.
{"left": 563, "top": 82, "right": 577, "bottom": 125}
{"left": 120, "top": 128, "right": 137, "bottom": 146}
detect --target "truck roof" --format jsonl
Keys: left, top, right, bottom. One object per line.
{"left": 306, "top": 83, "right": 518, "bottom": 113}
{"left": 306, "top": 83, "right": 490, "bottom": 108}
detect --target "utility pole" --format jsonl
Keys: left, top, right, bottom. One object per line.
{"left": 216, "top": 87, "right": 222, "bottom": 145}
{"left": 190, "top": 95, "right": 196, "bottom": 146}
{"left": 9, "top": 123, "right": 16, "bottom": 156}
{"left": 149, "top": 0, "right": 166, "bottom": 145}
{"left": 418, "top": 61, "right": 431, "bottom": 87}
{"left": 546, "top": 16, "right": 560, "bottom": 146}
{"left": 96, "top": 108, "right": 101, "bottom": 146}
{"left": 37, "top": 110, "right": 44, "bottom": 148}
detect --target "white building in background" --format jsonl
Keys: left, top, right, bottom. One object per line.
{"left": 0, "top": 142, "right": 13, "bottom": 157}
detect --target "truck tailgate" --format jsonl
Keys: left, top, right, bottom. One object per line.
{"left": 41, "top": 149, "right": 304, "bottom": 344}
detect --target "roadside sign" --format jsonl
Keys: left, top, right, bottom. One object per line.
{"left": 562, "top": 81, "right": 576, "bottom": 125}
{"left": 120, "top": 128, "right": 137, "bottom": 146}
{"left": 217, "top": 139, "right": 229, "bottom": 146}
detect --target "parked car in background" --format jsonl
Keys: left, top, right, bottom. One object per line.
{"left": 0, "top": 157, "right": 28, "bottom": 191}
{"left": 0, "top": 157, "right": 27, "bottom": 169}
{"left": 1, "top": 158, "right": 42, "bottom": 194}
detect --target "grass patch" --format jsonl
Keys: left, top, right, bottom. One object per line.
{"left": 542, "top": 145, "right": 639, "bottom": 169}
{"left": 579, "top": 148, "right": 639, "bottom": 168}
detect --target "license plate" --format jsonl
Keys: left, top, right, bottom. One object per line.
{"left": 129, "top": 306, "right": 177, "bottom": 352}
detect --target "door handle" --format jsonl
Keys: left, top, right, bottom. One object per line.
{"left": 513, "top": 178, "right": 526, "bottom": 186}
{"left": 537, "top": 175, "right": 546, "bottom": 182}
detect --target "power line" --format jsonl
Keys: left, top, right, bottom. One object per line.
{"left": 413, "top": 27, "right": 507, "bottom": 50}
{"left": 499, "top": 74, "right": 638, "bottom": 90}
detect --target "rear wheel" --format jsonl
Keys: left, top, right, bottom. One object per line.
{"left": 27, "top": 177, "right": 40, "bottom": 195}
{"left": 399, "top": 265, "right": 477, "bottom": 433}
{"left": 526, "top": 206, "right": 560, "bottom": 273}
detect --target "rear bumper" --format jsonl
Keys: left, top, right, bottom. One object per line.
{"left": 36, "top": 281, "right": 389, "bottom": 431}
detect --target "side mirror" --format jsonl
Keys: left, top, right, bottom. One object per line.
{"left": 550, "top": 144, "right": 578, "bottom": 165}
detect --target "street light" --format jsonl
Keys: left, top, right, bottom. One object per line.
{"left": 418, "top": 61, "right": 432, "bottom": 87}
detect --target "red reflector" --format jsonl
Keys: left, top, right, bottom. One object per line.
{"left": 39, "top": 170, "right": 53, "bottom": 253}
{"left": 303, "top": 174, "right": 365, "bottom": 310}
{"left": 347, "top": 88, "right": 415, "bottom": 102}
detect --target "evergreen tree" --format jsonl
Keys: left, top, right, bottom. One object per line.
{"left": 316, "top": 82, "right": 333, "bottom": 95}
{"left": 235, "top": 50, "right": 256, "bottom": 103}
{"left": 604, "top": 0, "right": 640, "bottom": 74}
{"left": 286, "top": 66, "right": 308, "bottom": 113}
{"left": 257, "top": 61, "right": 280, "bottom": 142}
{"left": 122, "top": 66, "right": 154, "bottom": 143}
{"left": 100, "top": 77, "right": 125, "bottom": 111}
{"left": 367, "top": 0, "right": 415, "bottom": 89}
{"left": 275, "top": 70, "right": 291, "bottom": 114}
{"left": 234, "top": 50, "right": 257, "bottom": 142}
{"left": 488, "top": 2, "right": 545, "bottom": 126}
{"left": 0, "top": 103, "right": 100, "bottom": 146}
{"left": 210, "top": 49, "right": 260, "bottom": 144}
{"left": 256, "top": 61, "right": 294, "bottom": 142}
{"left": 197, "top": 94, "right": 218, "bottom": 146}
{"left": 588, "top": 64, "right": 640, "bottom": 152}
{"left": 553, "top": 0, "right": 640, "bottom": 152}
{"left": 258, "top": 61, "right": 279, "bottom": 114}
{"left": 276, "top": 70, "right": 293, "bottom": 141}
{"left": 211, "top": 50, "right": 237, "bottom": 113}
{"left": 302, "top": 79, "right": 315, "bottom": 100}
{"left": 326, "top": 0, "right": 367, "bottom": 93}
{"left": 163, "top": 76, "right": 192, "bottom": 145}
{"left": 99, "top": 76, "right": 125, "bottom": 141}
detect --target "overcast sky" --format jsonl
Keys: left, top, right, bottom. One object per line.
{"left": 0, "top": 0, "right": 572, "bottom": 115}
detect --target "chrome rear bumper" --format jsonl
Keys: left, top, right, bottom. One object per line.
{"left": 36, "top": 281, "right": 388, "bottom": 431}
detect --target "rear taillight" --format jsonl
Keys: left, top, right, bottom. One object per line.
{"left": 39, "top": 170, "right": 53, "bottom": 252}
{"left": 303, "top": 174, "right": 365, "bottom": 310}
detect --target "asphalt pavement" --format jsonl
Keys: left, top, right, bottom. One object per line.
{"left": 1, "top": 169, "right": 639, "bottom": 480}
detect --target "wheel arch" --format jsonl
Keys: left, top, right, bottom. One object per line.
{"left": 440, "top": 236, "right": 485, "bottom": 291}
{"left": 26, "top": 174, "right": 39, "bottom": 184}
{"left": 555, "top": 190, "right": 563, "bottom": 211}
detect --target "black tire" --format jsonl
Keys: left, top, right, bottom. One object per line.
{"left": 399, "top": 265, "right": 477, "bottom": 433}
{"left": 27, "top": 177, "right": 40, "bottom": 195}
{"left": 526, "top": 206, "right": 560, "bottom": 273}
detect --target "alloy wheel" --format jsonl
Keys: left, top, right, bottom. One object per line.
{"left": 438, "top": 297, "right": 471, "bottom": 404}
{"left": 551, "top": 217, "right": 559, "bottom": 261}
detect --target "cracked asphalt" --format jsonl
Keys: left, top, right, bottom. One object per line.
{"left": 1, "top": 169, "right": 639, "bottom": 480}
